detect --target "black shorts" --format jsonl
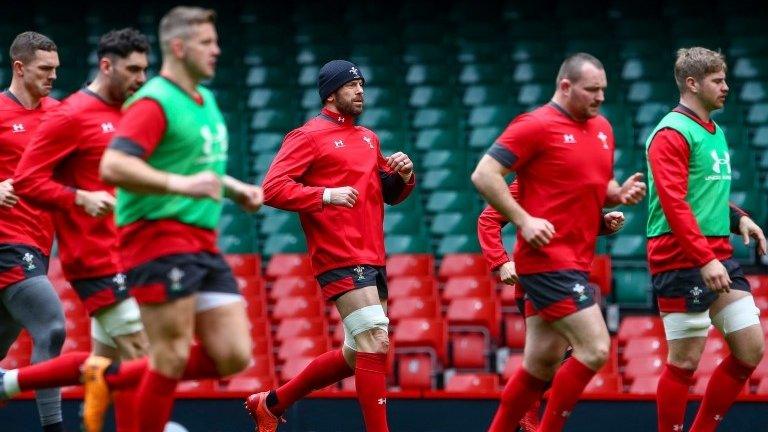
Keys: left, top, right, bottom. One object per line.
{"left": 653, "top": 259, "right": 750, "bottom": 313}
{"left": 316, "top": 265, "right": 388, "bottom": 301}
{"left": 71, "top": 273, "right": 130, "bottom": 315}
{"left": 0, "top": 244, "right": 49, "bottom": 290}
{"left": 127, "top": 252, "right": 238, "bottom": 305}
{"left": 518, "top": 270, "right": 595, "bottom": 322}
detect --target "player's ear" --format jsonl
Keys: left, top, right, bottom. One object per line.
{"left": 99, "top": 56, "right": 112, "bottom": 75}
{"left": 559, "top": 78, "right": 572, "bottom": 96}
{"left": 685, "top": 76, "right": 698, "bottom": 94}
{"left": 169, "top": 37, "right": 185, "bottom": 59}
{"left": 12, "top": 60, "right": 24, "bottom": 77}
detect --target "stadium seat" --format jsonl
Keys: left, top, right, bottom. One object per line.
{"left": 358, "top": 108, "right": 401, "bottom": 129}
{"left": 446, "top": 297, "right": 501, "bottom": 341}
{"left": 422, "top": 169, "right": 465, "bottom": 190}
{"left": 623, "top": 355, "right": 665, "bottom": 382}
{"left": 225, "top": 376, "right": 273, "bottom": 393}
{"left": 414, "top": 129, "right": 459, "bottom": 151}
{"left": 438, "top": 253, "right": 488, "bottom": 280}
{"left": 385, "top": 234, "right": 432, "bottom": 254}
{"left": 262, "top": 234, "right": 307, "bottom": 256}
{"left": 398, "top": 354, "right": 433, "bottom": 390}
{"left": 618, "top": 316, "right": 665, "bottom": 345}
{"left": 276, "top": 337, "right": 329, "bottom": 363}
{"left": 388, "top": 296, "right": 440, "bottom": 323}
{"left": 279, "top": 356, "right": 315, "bottom": 384}
{"left": 386, "top": 254, "right": 434, "bottom": 278}
{"left": 422, "top": 151, "right": 467, "bottom": 171}
{"left": 584, "top": 373, "right": 622, "bottom": 394}
{"left": 426, "top": 191, "right": 473, "bottom": 213}
{"left": 413, "top": 108, "right": 460, "bottom": 129}
{"left": 265, "top": 254, "right": 314, "bottom": 280}
{"left": 468, "top": 126, "right": 504, "bottom": 150}
{"left": 692, "top": 376, "right": 748, "bottom": 396}
{"left": 275, "top": 318, "right": 328, "bottom": 343}
{"left": 517, "top": 83, "right": 549, "bottom": 106}
{"left": 394, "top": 317, "right": 447, "bottom": 362}
{"left": 431, "top": 212, "right": 476, "bottom": 237}
{"left": 405, "top": 64, "right": 454, "bottom": 86}
{"left": 609, "top": 235, "right": 646, "bottom": 259}
{"left": 445, "top": 373, "right": 499, "bottom": 393}
{"left": 503, "top": 314, "right": 526, "bottom": 350}
{"left": 468, "top": 105, "right": 515, "bottom": 128}
{"left": 746, "top": 275, "right": 768, "bottom": 298}
{"left": 740, "top": 81, "right": 767, "bottom": 103}
{"left": 628, "top": 375, "right": 661, "bottom": 394}
{"left": 260, "top": 211, "right": 302, "bottom": 236}
{"left": 459, "top": 63, "right": 504, "bottom": 85}
{"left": 272, "top": 296, "right": 324, "bottom": 321}
{"left": 463, "top": 85, "right": 509, "bottom": 107}
{"left": 442, "top": 276, "right": 495, "bottom": 304}
{"left": 500, "top": 352, "right": 524, "bottom": 382}
{"left": 409, "top": 86, "right": 453, "bottom": 108}
{"left": 450, "top": 333, "right": 487, "bottom": 369}
{"left": 244, "top": 295, "right": 267, "bottom": 321}
{"left": 621, "top": 336, "right": 666, "bottom": 363}
{"left": 694, "top": 353, "right": 725, "bottom": 378}
{"left": 238, "top": 276, "right": 263, "bottom": 299}
{"left": 269, "top": 277, "right": 320, "bottom": 302}
{"left": 388, "top": 277, "right": 437, "bottom": 300}
{"left": 224, "top": 254, "right": 261, "bottom": 278}
{"left": 613, "top": 269, "right": 652, "bottom": 307}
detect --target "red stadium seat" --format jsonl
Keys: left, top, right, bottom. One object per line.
{"left": 265, "top": 254, "right": 313, "bottom": 280}
{"left": 225, "top": 254, "right": 261, "bottom": 278}
{"left": 446, "top": 297, "right": 501, "bottom": 340}
{"left": 251, "top": 337, "right": 272, "bottom": 357}
{"left": 445, "top": 373, "right": 499, "bottom": 393}
{"left": 393, "top": 318, "right": 447, "bottom": 363}
{"left": 746, "top": 274, "right": 768, "bottom": 298}
{"left": 755, "top": 296, "right": 768, "bottom": 312}
{"left": 692, "top": 376, "right": 748, "bottom": 395}
{"left": 388, "top": 296, "right": 440, "bottom": 323}
{"left": 276, "top": 337, "right": 329, "bottom": 363}
{"left": 327, "top": 306, "right": 342, "bottom": 325}
{"left": 438, "top": 254, "right": 488, "bottom": 280}
{"left": 450, "top": 333, "right": 487, "bottom": 369}
{"left": 61, "top": 335, "right": 91, "bottom": 354}
{"left": 237, "top": 276, "right": 262, "bottom": 297}
{"left": 501, "top": 353, "right": 524, "bottom": 382}
{"left": 388, "top": 276, "right": 437, "bottom": 299}
{"left": 584, "top": 372, "right": 622, "bottom": 394}
{"left": 240, "top": 356, "right": 275, "bottom": 379}
{"left": 244, "top": 293, "right": 267, "bottom": 321}
{"left": 275, "top": 318, "right": 328, "bottom": 343}
{"left": 269, "top": 277, "right": 320, "bottom": 302}
{"left": 503, "top": 314, "right": 526, "bottom": 350}
{"left": 225, "top": 376, "right": 273, "bottom": 392}
{"left": 398, "top": 354, "right": 433, "bottom": 390}
{"left": 618, "top": 316, "right": 665, "bottom": 346}
{"left": 272, "top": 296, "right": 324, "bottom": 321}
{"left": 177, "top": 379, "right": 216, "bottom": 393}
{"left": 623, "top": 354, "right": 665, "bottom": 382}
{"left": 249, "top": 317, "right": 270, "bottom": 339}
{"left": 279, "top": 356, "right": 315, "bottom": 383}
{"left": 694, "top": 353, "right": 725, "bottom": 378}
{"left": 0, "top": 332, "right": 32, "bottom": 369}
{"left": 628, "top": 375, "right": 660, "bottom": 394}
{"left": 442, "top": 276, "right": 495, "bottom": 304}
{"left": 498, "top": 283, "right": 520, "bottom": 309}
{"left": 703, "top": 331, "right": 727, "bottom": 355}
{"left": 621, "top": 336, "right": 666, "bottom": 364}
{"left": 386, "top": 254, "right": 434, "bottom": 278}
{"left": 751, "top": 355, "right": 768, "bottom": 385}
{"left": 589, "top": 254, "right": 612, "bottom": 295}
{"left": 332, "top": 323, "right": 345, "bottom": 345}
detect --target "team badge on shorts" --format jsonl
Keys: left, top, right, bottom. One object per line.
{"left": 354, "top": 265, "right": 365, "bottom": 281}
{"left": 168, "top": 267, "right": 185, "bottom": 291}
{"left": 113, "top": 273, "right": 128, "bottom": 293}
{"left": 572, "top": 283, "right": 588, "bottom": 302}
{"left": 690, "top": 286, "right": 703, "bottom": 304}
{"left": 22, "top": 253, "right": 36, "bottom": 270}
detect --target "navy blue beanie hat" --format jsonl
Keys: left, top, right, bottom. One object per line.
{"left": 318, "top": 59, "right": 365, "bottom": 101}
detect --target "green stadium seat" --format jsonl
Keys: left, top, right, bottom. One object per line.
{"left": 377, "top": 129, "right": 410, "bottom": 153}
{"left": 349, "top": 44, "right": 398, "bottom": 65}
{"left": 728, "top": 36, "right": 768, "bottom": 58}
{"left": 746, "top": 103, "right": 768, "bottom": 125}
{"left": 247, "top": 88, "right": 295, "bottom": 110}
{"left": 731, "top": 167, "right": 758, "bottom": 190}
{"left": 468, "top": 105, "right": 515, "bottom": 128}
{"left": 296, "top": 45, "right": 347, "bottom": 66}
{"left": 463, "top": 85, "right": 510, "bottom": 107}
{"left": 359, "top": 65, "right": 401, "bottom": 86}
{"left": 599, "top": 103, "right": 630, "bottom": 125}
{"left": 385, "top": 234, "right": 431, "bottom": 254}
{"left": 405, "top": 64, "right": 454, "bottom": 86}
{"left": 426, "top": 191, "right": 473, "bottom": 213}
{"left": 456, "top": 41, "right": 504, "bottom": 64}
{"left": 412, "top": 108, "right": 459, "bottom": 129}
{"left": 362, "top": 86, "right": 400, "bottom": 108}
{"left": 260, "top": 211, "right": 302, "bottom": 236}
{"left": 517, "top": 83, "right": 549, "bottom": 106}
{"left": 253, "top": 152, "right": 276, "bottom": 174}
{"left": 300, "top": 88, "right": 321, "bottom": 110}
{"left": 740, "top": 81, "right": 768, "bottom": 103}
{"left": 627, "top": 82, "right": 676, "bottom": 103}
{"left": 437, "top": 235, "right": 481, "bottom": 256}
{"left": 613, "top": 268, "right": 652, "bottom": 306}
{"left": 430, "top": 212, "right": 476, "bottom": 236}
{"left": 614, "top": 148, "right": 639, "bottom": 169}
{"left": 246, "top": 66, "right": 291, "bottom": 87}
{"left": 711, "top": 104, "right": 744, "bottom": 126}
{"left": 358, "top": 108, "right": 401, "bottom": 129}
{"left": 250, "top": 110, "right": 295, "bottom": 132}
{"left": 243, "top": 46, "right": 293, "bottom": 66}
{"left": 219, "top": 234, "right": 258, "bottom": 254}
{"left": 733, "top": 57, "right": 768, "bottom": 80}
{"left": 617, "top": 208, "right": 647, "bottom": 235}
{"left": 468, "top": 126, "right": 503, "bottom": 150}
{"left": 415, "top": 129, "right": 459, "bottom": 151}
{"left": 294, "top": 23, "right": 337, "bottom": 44}
{"left": 298, "top": 66, "right": 320, "bottom": 87}
{"left": 731, "top": 190, "right": 767, "bottom": 224}
{"left": 459, "top": 64, "right": 504, "bottom": 85}
{"left": 635, "top": 102, "right": 671, "bottom": 125}
{"left": 384, "top": 210, "right": 424, "bottom": 235}
{"left": 263, "top": 233, "right": 307, "bottom": 256}
{"left": 421, "top": 150, "right": 466, "bottom": 171}
{"left": 621, "top": 59, "right": 667, "bottom": 81}
{"left": 513, "top": 62, "right": 556, "bottom": 83}
{"left": 751, "top": 127, "right": 768, "bottom": 149}
{"left": 422, "top": 169, "right": 465, "bottom": 190}
{"left": 403, "top": 44, "right": 452, "bottom": 65}
{"left": 510, "top": 40, "right": 560, "bottom": 62}
{"left": 402, "top": 23, "right": 447, "bottom": 43}
{"left": 409, "top": 86, "right": 454, "bottom": 108}
{"left": 731, "top": 238, "right": 754, "bottom": 262}
{"left": 609, "top": 235, "right": 646, "bottom": 260}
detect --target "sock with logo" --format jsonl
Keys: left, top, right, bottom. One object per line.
{"left": 689, "top": 355, "right": 755, "bottom": 432}
{"left": 355, "top": 352, "right": 389, "bottom": 432}
{"left": 488, "top": 367, "right": 548, "bottom": 432}
{"left": 135, "top": 369, "right": 178, "bottom": 432}
{"left": 657, "top": 363, "right": 695, "bottom": 432}
{"left": 538, "top": 357, "right": 597, "bottom": 432}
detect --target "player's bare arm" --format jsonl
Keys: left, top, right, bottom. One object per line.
{"left": 223, "top": 175, "right": 263, "bottom": 212}
{"left": 737, "top": 215, "right": 767, "bottom": 255}
{"left": 605, "top": 172, "right": 646, "bottom": 207}
{"left": 100, "top": 148, "right": 221, "bottom": 199}
{"left": 472, "top": 155, "right": 554, "bottom": 248}
{"left": 0, "top": 178, "right": 19, "bottom": 208}
{"left": 74, "top": 189, "right": 115, "bottom": 217}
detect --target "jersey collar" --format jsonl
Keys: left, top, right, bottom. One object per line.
{"left": 319, "top": 107, "right": 354, "bottom": 127}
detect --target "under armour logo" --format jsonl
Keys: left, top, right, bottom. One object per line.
{"left": 561, "top": 410, "right": 571, "bottom": 418}
{"left": 168, "top": 267, "right": 185, "bottom": 291}
{"left": 563, "top": 134, "right": 576, "bottom": 144}
{"left": 100, "top": 122, "right": 115, "bottom": 133}
{"left": 334, "top": 139, "right": 345, "bottom": 148}
{"left": 714, "top": 414, "right": 723, "bottom": 422}
{"left": 22, "top": 253, "right": 35, "bottom": 270}
{"left": 597, "top": 131, "right": 609, "bottom": 149}
{"left": 337, "top": 116, "right": 345, "bottom": 123}
{"left": 363, "top": 136, "right": 373, "bottom": 149}
{"left": 673, "top": 425, "right": 683, "bottom": 431}
{"left": 12, "top": 123, "right": 25, "bottom": 133}
{"left": 710, "top": 150, "right": 731, "bottom": 174}
{"left": 377, "top": 398, "right": 387, "bottom": 405}
{"left": 350, "top": 67, "right": 360, "bottom": 78}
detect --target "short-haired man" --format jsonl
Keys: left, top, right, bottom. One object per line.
{"left": 0, "top": 31, "right": 64, "bottom": 432}
{"left": 646, "top": 47, "right": 765, "bottom": 432}
{"left": 472, "top": 53, "right": 645, "bottom": 431}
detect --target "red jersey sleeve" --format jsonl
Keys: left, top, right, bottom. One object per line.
{"left": 648, "top": 128, "right": 717, "bottom": 266}
{"left": 477, "top": 181, "right": 519, "bottom": 271}
{"left": 262, "top": 130, "right": 325, "bottom": 212}
{"left": 14, "top": 108, "right": 78, "bottom": 210}
{"left": 487, "top": 114, "right": 544, "bottom": 171}
{"left": 109, "top": 98, "right": 166, "bottom": 159}
{"left": 377, "top": 149, "right": 416, "bottom": 205}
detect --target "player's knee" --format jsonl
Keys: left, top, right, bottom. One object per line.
{"left": 32, "top": 320, "right": 66, "bottom": 357}
{"left": 668, "top": 349, "right": 703, "bottom": 370}
{"left": 369, "top": 328, "right": 390, "bottom": 354}
{"left": 153, "top": 342, "right": 191, "bottom": 374}
{"left": 217, "top": 345, "right": 252, "bottom": 376}
{"left": 736, "top": 336, "right": 764, "bottom": 367}
{"left": 343, "top": 304, "right": 389, "bottom": 354}
{"left": 580, "top": 339, "right": 609, "bottom": 369}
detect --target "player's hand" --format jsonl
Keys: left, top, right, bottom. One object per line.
{"left": 167, "top": 171, "right": 222, "bottom": 200}
{"left": 700, "top": 259, "right": 731, "bottom": 294}
{"left": 498, "top": 261, "right": 519, "bottom": 285}
{"left": 75, "top": 190, "right": 115, "bottom": 217}
{"left": 326, "top": 186, "right": 359, "bottom": 208}
{"left": 386, "top": 152, "right": 413, "bottom": 181}
{"left": 235, "top": 184, "right": 263, "bottom": 213}
{"left": 739, "top": 215, "right": 767, "bottom": 255}
{"left": 619, "top": 172, "right": 646, "bottom": 205}
{"left": 603, "top": 211, "right": 625, "bottom": 234}
{"left": 0, "top": 179, "right": 19, "bottom": 209}
{"left": 519, "top": 216, "right": 555, "bottom": 248}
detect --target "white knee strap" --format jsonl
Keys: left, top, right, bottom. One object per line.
{"left": 92, "top": 297, "right": 144, "bottom": 346}
{"left": 342, "top": 304, "right": 389, "bottom": 351}
{"left": 711, "top": 296, "right": 761, "bottom": 336}
{"left": 662, "top": 311, "right": 712, "bottom": 340}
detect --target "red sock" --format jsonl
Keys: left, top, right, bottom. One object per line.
{"left": 355, "top": 352, "right": 389, "bottom": 432}
{"left": 690, "top": 355, "right": 755, "bottom": 432}
{"left": 657, "top": 363, "right": 695, "bottom": 432}
{"left": 105, "top": 358, "right": 148, "bottom": 390}
{"left": 488, "top": 367, "right": 548, "bottom": 432}
{"left": 181, "top": 344, "right": 221, "bottom": 379}
{"left": 271, "top": 349, "right": 353, "bottom": 416}
{"left": 135, "top": 369, "right": 178, "bottom": 432}
{"left": 538, "top": 357, "right": 597, "bottom": 432}
{"left": 112, "top": 389, "right": 137, "bottom": 432}
{"left": 16, "top": 351, "right": 90, "bottom": 391}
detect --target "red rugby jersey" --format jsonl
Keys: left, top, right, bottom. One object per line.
{"left": 488, "top": 103, "right": 614, "bottom": 275}
{"left": 0, "top": 91, "right": 58, "bottom": 254}
{"left": 263, "top": 108, "right": 415, "bottom": 276}
{"left": 15, "top": 89, "right": 123, "bottom": 281}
